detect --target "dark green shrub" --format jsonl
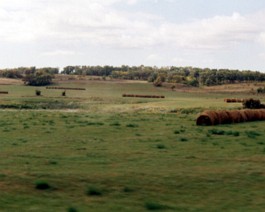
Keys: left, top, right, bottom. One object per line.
{"left": 123, "top": 186, "right": 134, "bottom": 193}
{"left": 68, "top": 207, "right": 78, "bottom": 212}
{"left": 35, "top": 90, "right": 41, "bottom": 96}
{"left": 126, "top": 124, "right": 138, "bottom": 128}
{"left": 86, "top": 186, "right": 103, "bottom": 196}
{"left": 245, "top": 131, "right": 261, "bottom": 139}
{"left": 179, "top": 138, "right": 188, "bottom": 142}
{"left": 35, "top": 180, "right": 51, "bottom": 190}
{"left": 174, "top": 130, "right": 180, "bottom": 134}
{"left": 110, "top": 122, "right": 121, "bottom": 126}
{"left": 156, "top": 144, "right": 166, "bottom": 149}
{"left": 145, "top": 201, "right": 170, "bottom": 210}
{"left": 208, "top": 129, "right": 225, "bottom": 135}
{"left": 225, "top": 131, "right": 240, "bottom": 136}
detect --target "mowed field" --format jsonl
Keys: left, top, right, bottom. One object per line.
{"left": 0, "top": 77, "right": 265, "bottom": 212}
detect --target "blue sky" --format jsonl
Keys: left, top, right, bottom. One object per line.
{"left": 1, "top": 0, "right": 265, "bottom": 71}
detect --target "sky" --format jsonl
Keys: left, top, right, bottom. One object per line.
{"left": 1, "top": 0, "right": 265, "bottom": 71}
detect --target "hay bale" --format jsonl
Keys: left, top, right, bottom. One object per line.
{"left": 218, "top": 110, "right": 231, "bottom": 124}
{"left": 197, "top": 109, "right": 265, "bottom": 126}
{"left": 0, "top": 91, "right": 8, "bottom": 94}
{"left": 244, "top": 109, "right": 256, "bottom": 121}
{"left": 228, "top": 110, "right": 246, "bottom": 123}
{"left": 238, "top": 110, "right": 248, "bottom": 122}
{"left": 259, "top": 109, "right": 265, "bottom": 119}
{"left": 196, "top": 111, "right": 219, "bottom": 126}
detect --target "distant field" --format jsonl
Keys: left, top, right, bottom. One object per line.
{"left": 0, "top": 77, "right": 265, "bottom": 211}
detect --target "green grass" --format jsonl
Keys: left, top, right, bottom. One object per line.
{"left": 0, "top": 79, "right": 264, "bottom": 211}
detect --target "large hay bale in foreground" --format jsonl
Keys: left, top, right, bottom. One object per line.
{"left": 196, "top": 110, "right": 219, "bottom": 126}
{"left": 196, "top": 109, "right": 265, "bottom": 126}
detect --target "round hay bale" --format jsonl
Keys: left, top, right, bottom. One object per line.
{"left": 253, "top": 110, "right": 262, "bottom": 120}
{"left": 244, "top": 110, "right": 256, "bottom": 121}
{"left": 238, "top": 110, "right": 248, "bottom": 122}
{"left": 196, "top": 114, "right": 212, "bottom": 126}
{"left": 196, "top": 111, "right": 219, "bottom": 126}
{"left": 218, "top": 110, "right": 232, "bottom": 124}
{"left": 259, "top": 109, "right": 265, "bottom": 120}
{"left": 227, "top": 110, "right": 242, "bottom": 123}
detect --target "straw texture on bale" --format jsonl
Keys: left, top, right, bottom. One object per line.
{"left": 196, "top": 109, "right": 265, "bottom": 126}
{"left": 0, "top": 91, "right": 8, "bottom": 94}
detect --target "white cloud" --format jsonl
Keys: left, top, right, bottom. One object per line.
{"left": 1, "top": 1, "right": 264, "bottom": 50}
{"left": 1, "top": 1, "right": 265, "bottom": 70}
{"left": 158, "top": 12, "right": 262, "bottom": 50}
{"left": 41, "top": 50, "right": 77, "bottom": 56}
{"left": 147, "top": 54, "right": 162, "bottom": 61}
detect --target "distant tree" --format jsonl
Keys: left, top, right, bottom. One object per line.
{"left": 153, "top": 76, "right": 163, "bottom": 87}
{"left": 23, "top": 70, "right": 53, "bottom": 86}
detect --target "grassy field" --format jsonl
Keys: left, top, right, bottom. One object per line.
{"left": 0, "top": 78, "right": 265, "bottom": 211}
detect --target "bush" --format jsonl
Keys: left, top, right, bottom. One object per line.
{"left": 245, "top": 130, "right": 261, "bottom": 138}
{"left": 35, "top": 90, "right": 41, "bottom": 96}
{"left": 86, "top": 186, "right": 103, "bottom": 196}
{"left": 126, "top": 124, "right": 138, "bottom": 128}
{"left": 208, "top": 129, "right": 225, "bottom": 135}
{"left": 156, "top": 144, "right": 166, "bottom": 149}
{"left": 179, "top": 138, "right": 188, "bottom": 142}
{"left": 23, "top": 70, "right": 53, "bottom": 86}
{"left": 68, "top": 207, "right": 78, "bottom": 212}
{"left": 153, "top": 76, "right": 163, "bottom": 87}
{"left": 145, "top": 201, "right": 170, "bottom": 210}
{"left": 35, "top": 180, "right": 51, "bottom": 190}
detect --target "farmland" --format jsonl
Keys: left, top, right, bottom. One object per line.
{"left": 0, "top": 77, "right": 265, "bottom": 212}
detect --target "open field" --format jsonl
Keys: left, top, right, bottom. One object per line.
{"left": 0, "top": 78, "right": 265, "bottom": 211}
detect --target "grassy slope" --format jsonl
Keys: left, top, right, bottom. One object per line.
{"left": 0, "top": 79, "right": 264, "bottom": 211}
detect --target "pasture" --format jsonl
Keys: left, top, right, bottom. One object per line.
{"left": 0, "top": 77, "right": 265, "bottom": 211}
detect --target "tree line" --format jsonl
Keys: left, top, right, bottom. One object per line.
{"left": 0, "top": 67, "right": 59, "bottom": 86}
{"left": 1, "top": 65, "right": 265, "bottom": 86}
{"left": 61, "top": 65, "right": 265, "bottom": 86}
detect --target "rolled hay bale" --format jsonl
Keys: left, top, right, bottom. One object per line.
{"left": 0, "top": 91, "right": 8, "bottom": 94}
{"left": 238, "top": 110, "right": 248, "bottom": 122}
{"left": 196, "top": 110, "right": 219, "bottom": 126}
{"left": 227, "top": 110, "right": 246, "bottom": 123}
{"left": 243, "top": 109, "right": 257, "bottom": 121}
{"left": 225, "top": 98, "right": 244, "bottom": 103}
{"left": 196, "top": 109, "right": 265, "bottom": 126}
{"left": 218, "top": 110, "right": 232, "bottom": 124}
{"left": 259, "top": 109, "right": 265, "bottom": 119}
{"left": 252, "top": 110, "right": 265, "bottom": 120}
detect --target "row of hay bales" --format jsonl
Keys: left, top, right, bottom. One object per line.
{"left": 196, "top": 109, "right": 265, "bottom": 126}
{"left": 122, "top": 94, "right": 165, "bottom": 98}
{"left": 0, "top": 91, "right": 8, "bottom": 94}
{"left": 46, "top": 86, "right": 86, "bottom": 90}
{"left": 224, "top": 98, "right": 244, "bottom": 103}
{"left": 225, "top": 98, "right": 265, "bottom": 109}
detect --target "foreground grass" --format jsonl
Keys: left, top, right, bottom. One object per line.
{"left": 0, "top": 110, "right": 265, "bottom": 211}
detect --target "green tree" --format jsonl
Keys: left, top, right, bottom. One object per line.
{"left": 23, "top": 70, "right": 53, "bottom": 86}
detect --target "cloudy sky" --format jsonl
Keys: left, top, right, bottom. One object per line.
{"left": 1, "top": 0, "right": 265, "bottom": 71}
